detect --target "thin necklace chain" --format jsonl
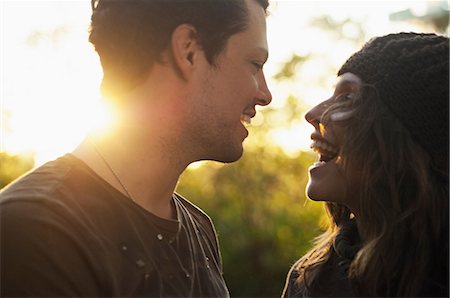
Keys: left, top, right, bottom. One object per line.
{"left": 89, "top": 139, "right": 202, "bottom": 284}
{"left": 89, "top": 138, "right": 135, "bottom": 202}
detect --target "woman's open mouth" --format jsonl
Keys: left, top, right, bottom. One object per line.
{"left": 310, "top": 139, "right": 339, "bottom": 163}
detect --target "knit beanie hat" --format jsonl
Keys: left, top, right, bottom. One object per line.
{"left": 338, "top": 32, "right": 449, "bottom": 169}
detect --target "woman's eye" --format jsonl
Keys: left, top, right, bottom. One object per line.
{"left": 336, "top": 93, "right": 352, "bottom": 102}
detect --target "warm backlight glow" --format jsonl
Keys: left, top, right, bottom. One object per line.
{"left": 1, "top": 1, "right": 435, "bottom": 165}
{"left": 265, "top": 0, "right": 434, "bottom": 155}
{"left": 2, "top": 1, "right": 110, "bottom": 165}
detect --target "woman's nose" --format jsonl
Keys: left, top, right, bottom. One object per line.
{"left": 305, "top": 101, "right": 326, "bottom": 127}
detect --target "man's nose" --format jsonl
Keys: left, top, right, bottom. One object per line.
{"left": 256, "top": 73, "right": 272, "bottom": 106}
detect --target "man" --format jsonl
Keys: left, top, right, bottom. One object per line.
{"left": 0, "top": 0, "right": 271, "bottom": 296}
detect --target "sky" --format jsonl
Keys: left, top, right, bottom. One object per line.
{"left": 1, "top": 0, "right": 445, "bottom": 165}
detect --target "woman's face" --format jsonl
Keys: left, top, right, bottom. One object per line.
{"left": 304, "top": 72, "right": 362, "bottom": 212}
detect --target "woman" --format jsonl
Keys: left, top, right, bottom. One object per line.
{"left": 283, "top": 32, "right": 449, "bottom": 297}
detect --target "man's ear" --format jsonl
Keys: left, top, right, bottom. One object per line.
{"left": 170, "top": 24, "right": 201, "bottom": 81}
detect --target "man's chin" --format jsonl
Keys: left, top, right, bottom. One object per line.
{"left": 213, "top": 155, "right": 242, "bottom": 164}
{"left": 207, "top": 147, "right": 244, "bottom": 164}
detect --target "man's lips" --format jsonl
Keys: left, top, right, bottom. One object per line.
{"left": 240, "top": 111, "right": 256, "bottom": 126}
{"left": 240, "top": 114, "right": 252, "bottom": 125}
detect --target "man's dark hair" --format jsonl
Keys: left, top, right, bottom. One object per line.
{"left": 89, "top": 0, "right": 269, "bottom": 99}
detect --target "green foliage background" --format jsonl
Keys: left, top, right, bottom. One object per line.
{"left": 0, "top": 152, "right": 34, "bottom": 189}
{"left": 1, "top": 30, "right": 330, "bottom": 296}
{"left": 175, "top": 67, "right": 330, "bottom": 296}
{"left": 1, "top": 6, "right": 446, "bottom": 297}
{"left": 177, "top": 147, "right": 325, "bottom": 297}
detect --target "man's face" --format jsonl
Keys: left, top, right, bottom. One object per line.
{"left": 184, "top": 0, "right": 272, "bottom": 163}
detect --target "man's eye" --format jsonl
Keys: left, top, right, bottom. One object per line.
{"left": 252, "top": 62, "right": 263, "bottom": 71}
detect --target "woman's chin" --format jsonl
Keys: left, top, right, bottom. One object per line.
{"left": 305, "top": 183, "right": 326, "bottom": 202}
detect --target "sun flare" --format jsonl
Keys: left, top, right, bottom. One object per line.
{"left": 2, "top": 0, "right": 436, "bottom": 166}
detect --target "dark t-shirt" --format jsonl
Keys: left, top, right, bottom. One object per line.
{"left": 0, "top": 154, "right": 229, "bottom": 297}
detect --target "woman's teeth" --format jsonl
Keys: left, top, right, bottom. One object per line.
{"left": 310, "top": 139, "right": 339, "bottom": 162}
{"left": 310, "top": 140, "right": 338, "bottom": 156}
{"left": 240, "top": 114, "right": 251, "bottom": 125}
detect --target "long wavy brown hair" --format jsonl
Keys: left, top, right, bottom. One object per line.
{"left": 295, "top": 84, "right": 449, "bottom": 296}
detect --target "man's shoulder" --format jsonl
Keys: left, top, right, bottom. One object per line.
{"left": 0, "top": 153, "right": 131, "bottom": 246}
{"left": 0, "top": 154, "right": 117, "bottom": 297}
{"left": 0, "top": 154, "right": 81, "bottom": 203}
{"left": 174, "top": 193, "right": 213, "bottom": 224}
{"left": 174, "top": 193, "right": 221, "bottom": 246}
{"left": 0, "top": 154, "right": 111, "bottom": 219}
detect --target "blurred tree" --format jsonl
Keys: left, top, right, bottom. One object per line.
{"left": 309, "top": 16, "right": 367, "bottom": 45}
{"left": 273, "top": 54, "right": 310, "bottom": 81}
{"left": 177, "top": 146, "right": 326, "bottom": 297}
{"left": 0, "top": 152, "right": 34, "bottom": 189}
{"left": 177, "top": 49, "right": 331, "bottom": 296}
{"left": 0, "top": 106, "right": 35, "bottom": 190}
{"left": 3, "top": 3, "right": 445, "bottom": 297}
{"left": 390, "top": 1, "right": 449, "bottom": 34}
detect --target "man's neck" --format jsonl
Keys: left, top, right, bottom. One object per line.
{"left": 73, "top": 128, "right": 188, "bottom": 220}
